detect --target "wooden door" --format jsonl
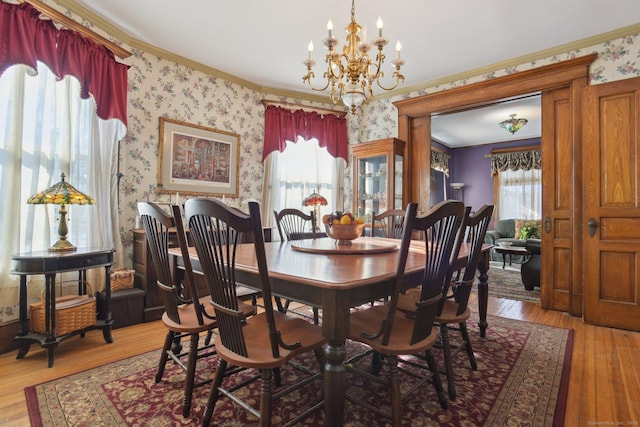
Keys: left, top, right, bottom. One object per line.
{"left": 583, "top": 76, "right": 640, "bottom": 331}
{"left": 541, "top": 87, "right": 574, "bottom": 312}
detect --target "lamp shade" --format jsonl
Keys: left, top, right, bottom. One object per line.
{"left": 28, "top": 173, "right": 95, "bottom": 205}
{"left": 302, "top": 190, "right": 328, "bottom": 207}
{"left": 27, "top": 172, "right": 95, "bottom": 252}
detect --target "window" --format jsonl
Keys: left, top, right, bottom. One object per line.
{"left": 262, "top": 136, "right": 345, "bottom": 230}
{"left": 490, "top": 148, "right": 542, "bottom": 220}
{"left": 0, "top": 62, "right": 125, "bottom": 323}
{"left": 496, "top": 168, "right": 542, "bottom": 219}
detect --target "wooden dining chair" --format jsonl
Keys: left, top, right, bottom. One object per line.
{"left": 137, "top": 202, "right": 219, "bottom": 418}
{"left": 346, "top": 200, "right": 466, "bottom": 426}
{"left": 435, "top": 204, "right": 493, "bottom": 400}
{"left": 274, "top": 208, "right": 323, "bottom": 241}
{"left": 398, "top": 204, "right": 493, "bottom": 401}
{"left": 273, "top": 208, "right": 323, "bottom": 323}
{"left": 370, "top": 209, "right": 405, "bottom": 238}
{"left": 186, "top": 199, "right": 327, "bottom": 427}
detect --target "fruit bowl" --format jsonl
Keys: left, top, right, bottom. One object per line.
{"left": 322, "top": 212, "right": 364, "bottom": 245}
{"left": 323, "top": 222, "right": 365, "bottom": 245}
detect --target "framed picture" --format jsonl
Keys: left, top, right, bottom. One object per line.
{"left": 158, "top": 117, "right": 240, "bottom": 197}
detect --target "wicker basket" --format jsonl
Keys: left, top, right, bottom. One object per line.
{"left": 29, "top": 282, "right": 96, "bottom": 336}
{"left": 111, "top": 269, "right": 135, "bottom": 292}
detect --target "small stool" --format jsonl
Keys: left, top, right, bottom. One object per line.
{"left": 97, "top": 288, "right": 145, "bottom": 329}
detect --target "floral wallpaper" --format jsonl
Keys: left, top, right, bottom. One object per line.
{"left": 119, "top": 49, "right": 341, "bottom": 264}
{"left": 357, "top": 32, "right": 640, "bottom": 143}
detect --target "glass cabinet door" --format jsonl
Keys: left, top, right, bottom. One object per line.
{"left": 356, "top": 154, "right": 389, "bottom": 222}
{"left": 394, "top": 153, "right": 403, "bottom": 210}
{"left": 352, "top": 138, "right": 405, "bottom": 225}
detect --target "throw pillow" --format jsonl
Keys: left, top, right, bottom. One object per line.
{"left": 514, "top": 219, "right": 525, "bottom": 239}
{"left": 518, "top": 220, "right": 542, "bottom": 239}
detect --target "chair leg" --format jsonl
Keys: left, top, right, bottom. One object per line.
{"left": 273, "top": 367, "right": 282, "bottom": 386}
{"left": 459, "top": 322, "right": 477, "bottom": 370}
{"left": 439, "top": 323, "right": 457, "bottom": 401}
{"left": 204, "top": 329, "right": 214, "bottom": 346}
{"left": 425, "top": 349, "right": 448, "bottom": 410}
{"left": 386, "top": 355, "right": 401, "bottom": 427}
{"left": 312, "top": 307, "right": 319, "bottom": 325}
{"left": 371, "top": 350, "right": 384, "bottom": 375}
{"left": 260, "top": 369, "right": 273, "bottom": 427}
{"left": 182, "top": 333, "right": 199, "bottom": 418}
{"left": 203, "top": 358, "right": 228, "bottom": 426}
{"left": 313, "top": 347, "right": 325, "bottom": 373}
{"left": 156, "top": 331, "right": 174, "bottom": 383}
{"left": 274, "top": 296, "right": 286, "bottom": 313}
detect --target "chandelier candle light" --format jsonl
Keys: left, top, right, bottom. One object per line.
{"left": 499, "top": 113, "right": 528, "bottom": 134}
{"left": 302, "top": 0, "right": 405, "bottom": 114}
{"left": 27, "top": 172, "right": 95, "bottom": 252}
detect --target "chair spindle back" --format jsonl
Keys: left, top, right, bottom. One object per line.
{"left": 371, "top": 209, "right": 406, "bottom": 239}
{"left": 447, "top": 204, "right": 494, "bottom": 316}
{"left": 381, "top": 200, "right": 466, "bottom": 347}
{"left": 186, "top": 199, "right": 292, "bottom": 360}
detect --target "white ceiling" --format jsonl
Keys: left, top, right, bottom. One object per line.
{"left": 70, "top": 0, "right": 639, "bottom": 146}
{"left": 431, "top": 94, "right": 542, "bottom": 148}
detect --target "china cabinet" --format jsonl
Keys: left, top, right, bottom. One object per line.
{"left": 352, "top": 138, "right": 406, "bottom": 223}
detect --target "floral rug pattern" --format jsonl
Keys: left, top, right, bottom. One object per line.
{"left": 26, "top": 313, "right": 571, "bottom": 426}
{"left": 478, "top": 263, "right": 541, "bottom": 303}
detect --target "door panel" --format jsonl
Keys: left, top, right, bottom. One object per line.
{"left": 583, "top": 76, "right": 640, "bottom": 331}
{"left": 541, "top": 87, "right": 573, "bottom": 312}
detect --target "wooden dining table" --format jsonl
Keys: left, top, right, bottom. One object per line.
{"left": 169, "top": 236, "right": 491, "bottom": 426}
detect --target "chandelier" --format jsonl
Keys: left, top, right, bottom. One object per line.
{"left": 302, "top": 0, "right": 405, "bottom": 114}
{"left": 499, "top": 114, "right": 528, "bottom": 134}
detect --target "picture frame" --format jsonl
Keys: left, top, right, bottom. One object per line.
{"left": 158, "top": 117, "right": 240, "bottom": 197}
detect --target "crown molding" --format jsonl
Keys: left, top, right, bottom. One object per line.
{"left": 380, "top": 23, "right": 640, "bottom": 100}
{"left": 51, "top": 1, "right": 640, "bottom": 102}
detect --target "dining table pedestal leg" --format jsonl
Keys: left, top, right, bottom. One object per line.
{"left": 323, "top": 340, "right": 346, "bottom": 425}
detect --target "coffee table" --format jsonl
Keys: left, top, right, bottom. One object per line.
{"left": 494, "top": 245, "right": 530, "bottom": 268}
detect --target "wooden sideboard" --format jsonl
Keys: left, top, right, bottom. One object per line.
{"left": 132, "top": 227, "right": 272, "bottom": 322}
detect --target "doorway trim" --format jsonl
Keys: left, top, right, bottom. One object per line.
{"left": 394, "top": 53, "right": 597, "bottom": 316}
{"left": 395, "top": 53, "right": 596, "bottom": 210}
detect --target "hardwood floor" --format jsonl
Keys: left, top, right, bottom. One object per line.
{"left": 1, "top": 295, "right": 639, "bottom": 426}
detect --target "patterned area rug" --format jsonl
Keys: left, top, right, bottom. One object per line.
{"left": 479, "top": 263, "right": 541, "bottom": 303}
{"left": 25, "top": 313, "right": 572, "bottom": 426}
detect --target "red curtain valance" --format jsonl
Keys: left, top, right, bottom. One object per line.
{"left": 0, "top": 2, "right": 129, "bottom": 125}
{"left": 263, "top": 105, "right": 348, "bottom": 162}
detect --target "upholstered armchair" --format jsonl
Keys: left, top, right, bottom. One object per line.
{"left": 484, "top": 219, "right": 526, "bottom": 261}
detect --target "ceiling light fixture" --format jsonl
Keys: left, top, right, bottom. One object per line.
{"left": 302, "top": 0, "right": 405, "bottom": 114}
{"left": 499, "top": 113, "right": 528, "bottom": 134}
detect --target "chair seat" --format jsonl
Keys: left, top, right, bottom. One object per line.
{"left": 349, "top": 305, "right": 439, "bottom": 355}
{"left": 397, "top": 289, "right": 471, "bottom": 324}
{"left": 435, "top": 300, "right": 471, "bottom": 324}
{"left": 216, "top": 311, "right": 326, "bottom": 370}
{"left": 162, "top": 296, "right": 218, "bottom": 333}
{"left": 396, "top": 288, "right": 420, "bottom": 314}
{"left": 163, "top": 296, "right": 256, "bottom": 333}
